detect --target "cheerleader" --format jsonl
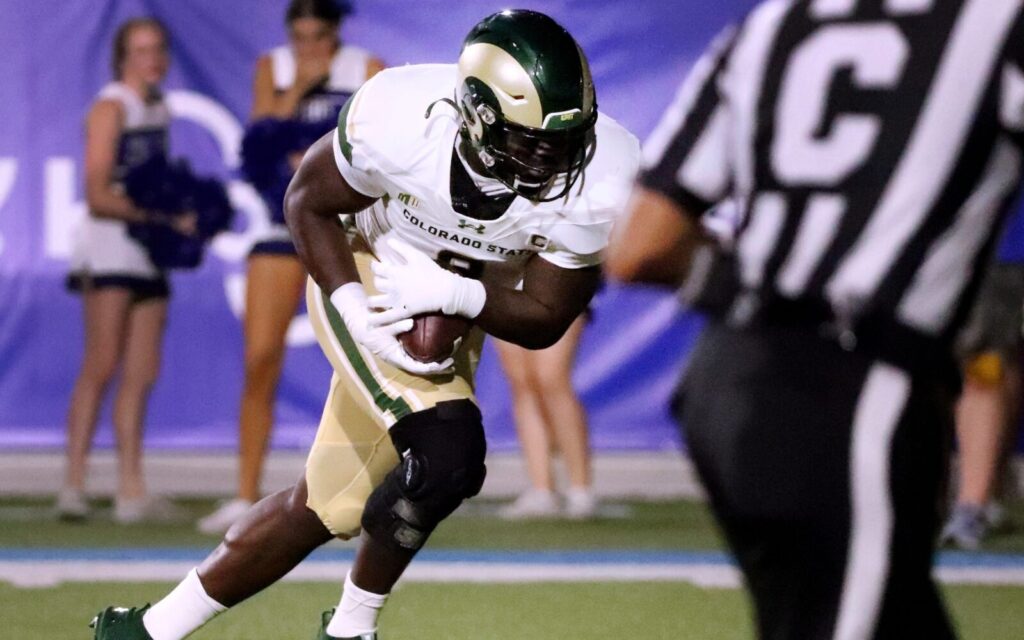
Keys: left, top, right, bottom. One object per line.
{"left": 59, "top": 18, "right": 193, "bottom": 523}
{"left": 495, "top": 318, "right": 598, "bottom": 520}
{"left": 198, "top": 0, "right": 383, "bottom": 534}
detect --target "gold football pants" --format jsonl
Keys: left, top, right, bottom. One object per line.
{"left": 304, "top": 250, "right": 483, "bottom": 536}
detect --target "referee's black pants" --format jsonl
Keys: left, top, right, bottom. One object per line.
{"left": 677, "top": 321, "right": 957, "bottom": 640}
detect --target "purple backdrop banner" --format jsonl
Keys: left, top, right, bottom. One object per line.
{"left": 1, "top": 1, "right": 1019, "bottom": 453}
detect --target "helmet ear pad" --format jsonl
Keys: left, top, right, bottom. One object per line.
{"left": 459, "top": 92, "right": 484, "bottom": 142}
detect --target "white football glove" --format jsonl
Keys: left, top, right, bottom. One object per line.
{"left": 368, "top": 237, "right": 487, "bottom": 327}
{"left": 329, "top": 283, "right": 454, "bottom": 374}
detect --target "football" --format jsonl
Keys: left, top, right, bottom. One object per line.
{"left": 399, "top": 312, "right": 473, "bottom": 364}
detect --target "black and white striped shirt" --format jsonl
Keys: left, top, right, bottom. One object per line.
{"left": 643, "top": 0, "right": 1024, "bottom": 345}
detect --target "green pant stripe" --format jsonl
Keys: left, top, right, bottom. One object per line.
{"left": 320, "top": 290, "right": 413, "bottom": 421}
{"left": 336, "top": 97, "right": 355, "bottom": 164}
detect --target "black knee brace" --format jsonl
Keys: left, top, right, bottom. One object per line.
{"left": 361, "top": 400, "right": 488, "bottom": 552}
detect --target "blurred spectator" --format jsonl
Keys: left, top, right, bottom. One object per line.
{"left": 198, "top": 0, "right": 384, "bottom": 535}
{"left": 495, "top": 316, "right": 597, "bottom": 520}
{"left": 59, "top": 18, "right": 188, "bottom": 523}
{"left": 942, "top": 256, "right": 1024, "bottom": 550}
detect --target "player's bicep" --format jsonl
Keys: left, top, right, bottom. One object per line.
{"left": 285, "top": 131, "right": 377, "bottom": 221}
{"left": 521, "top": 256, "right": 601, "bottom": 322}
{"left": 84, "top": 100, "right": 123, "bottom": 204}
{"left": 250, "top": 55, "right": 277, "bottom": 120}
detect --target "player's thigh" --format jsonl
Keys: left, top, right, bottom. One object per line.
{"left": 244, "top": 254, "right": 306, "bottom": 361}
{"left": 493, "top": 338, "right": 533, "bottom": 394}
{"left": 524, "top": 315, "right": 585, "bottom": 393}
{"left": 120, "top": 297, "right": 168, "bottom": 385}
{"left": 305, "top": 374, "right": 400, "bottom": 538}
{"left": 680, "top": 324, "right": 870, "bottom": 638}
{"left": 80, "top": 287, "right": 135, "bottom": 380}
{"left": 874, "top": 373, "right": 957, "bottom": 638}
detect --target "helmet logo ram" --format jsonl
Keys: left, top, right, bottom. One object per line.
{"left": 451, "top": 9, "right": 598, "bottom": 202}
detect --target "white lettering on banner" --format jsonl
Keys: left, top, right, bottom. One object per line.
{"left": 0, "top": 158, "right": 17, "bottom": 257}
{"left": 44, "top": 158, "right": 87, "bottom": 260}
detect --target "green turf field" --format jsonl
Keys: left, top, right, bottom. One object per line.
{"left": 3, "top": 497, "right": 1023, "bottom": 552}
{"left": 2, "top": 498, "right": 1024, "bottom": 638}
{"left": 0, "top": 498, "right": 727, "bottom": 550}
{"left": 3, "top": 582, "right": 1024, "bottom": 639}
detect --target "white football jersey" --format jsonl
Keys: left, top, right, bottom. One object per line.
{"left": 332, "top": 64, "right": 640, "bottom": 287}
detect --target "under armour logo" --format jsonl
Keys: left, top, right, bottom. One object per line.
{"left": 458, "top": 219, "right": 487, "bottom": 234}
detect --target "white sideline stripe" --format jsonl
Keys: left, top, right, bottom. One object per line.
{"left": 0, "top": 561, "right": 739, "bottom": 589}
{"left": 3, "top": 561, "right": 1024, "bottom": 589}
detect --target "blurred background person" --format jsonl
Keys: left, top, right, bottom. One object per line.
{"left": 198, "top": 0, "right": 384, "bottom": 535}
{"left": 495, "top": 316, "right": 597, "bottom": 520}
{"left": 942, "top": 246, "right": 1024, "bottom": 550}
{"left": 58, "top": 18, "right": 191, "bottom": 524}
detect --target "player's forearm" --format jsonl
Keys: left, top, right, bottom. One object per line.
{"left": 474, "top": 284, "right": 594, "bottom": 350}
{"left": 285, "top": 192, "right": 361, "bottom": 293}
{"left": 262, "top": 86, "right": 307, "bottom": 120}
{"left": 86, "top": 186, "right": 148, "bottom": 224}
{"left": 284, "top": 132, "right": 379, "bottom": 293}
{"left": 605, "top": 187, "right": 705, "bottom": 287}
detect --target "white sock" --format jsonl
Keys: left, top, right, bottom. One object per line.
{"left": 143, "top": 568, "right": 227, "bottom": 640}
{"left": 325, "top": 572, "right": 389, "bottom": 638}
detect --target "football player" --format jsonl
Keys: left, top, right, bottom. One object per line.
{"left": 90, "top": 10, "right": 638, "bottom": 640}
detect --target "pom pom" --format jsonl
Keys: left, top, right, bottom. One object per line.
{"left": 124, "top": 157, "right": 235, "bottom": 270}
{"left": 240, "top": 117, "right": 337, "bottom": 224}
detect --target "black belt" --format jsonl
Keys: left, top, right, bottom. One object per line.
{"left": 707, "top": 292, "right": 959, "bottom": 386}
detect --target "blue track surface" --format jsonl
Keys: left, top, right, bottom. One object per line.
{"left": 2, "top": 548, "right": 1023, "bottom": 568}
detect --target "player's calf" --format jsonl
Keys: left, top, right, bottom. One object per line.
{"left": 324, "top": 400, "right": 487, "bottom": 639}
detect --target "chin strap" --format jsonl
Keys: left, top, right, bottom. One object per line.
{"left": 424, "top": 97, "right": 459, "bottom": 120}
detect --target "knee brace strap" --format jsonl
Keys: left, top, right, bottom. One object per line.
{"left": 361, "top": 400, "right": 488, "bottom": 552}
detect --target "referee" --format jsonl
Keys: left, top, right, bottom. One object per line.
{"left": 607, "top": 1, "right": 1024, "bottom": 638}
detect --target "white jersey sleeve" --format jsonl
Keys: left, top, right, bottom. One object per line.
{"left": 332, "top": 65, "right": 459, "bottom": 200}
{"left": 538, "top": 114, "right": 641, "bottom": 269}
{"left": 332, "top": 79, "right": 389, "bottom": 198}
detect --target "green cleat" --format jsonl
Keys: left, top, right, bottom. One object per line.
{"left": 315, "top": 608, "right": 377, "bottom": 640}
{"left": 89, "top": 605, "right": 154, "bottom": 640}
